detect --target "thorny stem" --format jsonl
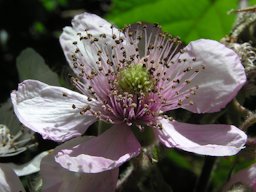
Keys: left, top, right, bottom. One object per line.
{"left": 116, "top": 153, "right": 149, "bottom": 192}
{"left": 232, "top": 99, "right": 253, "bottom": 117}
{"left": 241, "top": 114, "right": 256, "bottom": 131}
{"left": 231, "top": 100, "right": 256, "bottom": 131}
{"left": 116, "top": 151, "right": 172, "bottom": 192}
{"left": 194, "top": 156, "right": 217, "bottom": 192}
{"left": 199, "top": 109, "right": 226, "bottom": 124}
{"left": 224, "top": 99, "right": 254, "bottom": 128}
{"left": 116, "top": 165, "right": 134, "bottom": 190}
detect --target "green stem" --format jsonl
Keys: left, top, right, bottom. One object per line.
{"left": 194, "top": 156, "right": 217, "bottom": 192}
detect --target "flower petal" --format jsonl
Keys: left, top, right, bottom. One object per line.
{"left": 11, "top": 80, "right": 97, "bottom": 142}
{"left": 60, "top": 12, "right": 123, "bottom": 76}
{"left": 6, "top": 151, "right": 49, "bottom": 176}
{"left": 0, "top": 164, "right": 25, "bottom": 192}
{"left": 174, "top": 39, "right": 246, "bottom": 113}
{"left": 155, "top": 118, "right": 247, "bottom": 156}
{"left": 55, "top": 125, "right": 141, "bottom": 173}
{"left": 41, "top": 137, "right": 118, "bottom": 192}
{"left": 71, "top": 12, "right": 120, "bottom": 37}
{"left": 222, "top": 163, "right": 256, "bottom": 191}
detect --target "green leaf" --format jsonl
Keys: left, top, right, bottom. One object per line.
{"left": 41, "top": 0, "right": 68, "bottom": 11}
{"left": 42, "top": 0, "right": 57, "bottom": 11}
{"left": 107, "top": 0, "right": 238, "bottom": 43}
{"left": 166, "top": 150, "right": 191, "bottom": 170}
{"left": 108, "top": 0, "right": 157, "bottom": 17}
{"left": 33, "top": 22, "right": 46, "bottom": 33}
{"left": 16, "top": 48, "right": 60, "bottom": 86}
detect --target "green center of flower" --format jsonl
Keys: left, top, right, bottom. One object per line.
{"left": 117, "top": 64, "right": 154, "bottom": 94}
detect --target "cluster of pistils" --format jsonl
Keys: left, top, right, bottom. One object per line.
{"left": 100, "top": 91, "right": 161, "bottom": 126}
{"left": 125, "top": 26, "right": 204, "bottom": 112}
{"left": 0, "top": 124, "right": 37, "bottom": 157}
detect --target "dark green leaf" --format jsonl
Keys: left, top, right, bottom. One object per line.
{"left": 107, "top": 0, "right": 238, "bottom": 42}
{"left": 16, "top": 48, "right": 60, "bottom": 86}
{"left": 166, "top": 150, "right": 191, "bottom": 170}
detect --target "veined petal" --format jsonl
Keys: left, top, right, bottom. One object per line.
{"left": 11, "top": 80, "right": 97, "bottom": 142}
{"left": 60, "top": 12, "right": 124, "bottom": 76}
{"left": 55, "top": 125, "right": 141, "bottom": 173}
{"left": 71, "top": 12, "right": 120, "bottom": 37}
{"left": 174, "top": 39, "right": 246, "bottom": 113}
{"left": 6, "top": 151, "right": 49, "bottom": 176}
{"left": 155, "top": 118, "right": 247, "bottom": 156}
{"left": 41, "top": 137, "right": 118, "bottom": 192}
{"left": 0, "top": 164, "right": 25, "bottom": 192}
{"left": 222, "top": 163, "right": 256, "bottom": 191}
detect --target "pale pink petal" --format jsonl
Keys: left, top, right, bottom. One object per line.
{"left": 71, "top": 12, "right": 120, "bottom": 37}
{"left": 11, "top": 80, "right": 97, "bottom": 142}
{"left": 41, "top": 137, "right": 118, "bottom": 192}
{"left": 0, "top": 164, "right": 25, "bottom": 192}
{"left": 60, "top": 12, "right": 123, "bottom": 76}
{"left": 55, "top": 125, "right": 141, "bottom": 173}
{"left": 173, "top": 39, "right": 246, "bottom": 113}
{"left": 155, "top": 118, "right": 247, "bottom": 156}
{"left": 222, "top": 163, "right": 256, "bottom": 191}
{"left": 122, "top": 23, "right": 167, "bottom": 58}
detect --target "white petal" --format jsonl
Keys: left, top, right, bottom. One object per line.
{"left": 5, "top": 151, "right": 49, "bottom": 176}
{"left": 71, "top": 12, "right": 120, "bottom": 36}
{"left": 60, "top": 12, "right": 123, "bottom": 75}
{"left": 11, "top": 80, "right": 97, "bottom": 142}
{"left": 55, "top": 125, "right": 141, "bottom": 173}
{"left": 169, "top": 39, "right": 246, "bottom": 113}
{"left": 223, "top": 163, "right": 256, "bottom": 191}
{"left": 155, "top": 118, "right": 247, "bottom": 156}
{"left": 41, "top": 137, "right": 119, "bottom": 192}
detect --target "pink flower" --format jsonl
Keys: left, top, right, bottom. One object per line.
{"left": 11, "top": 12, "right": 247, "bottom": 190}
{"left": 222, "top": 163, "right": 256, "bottom": 191}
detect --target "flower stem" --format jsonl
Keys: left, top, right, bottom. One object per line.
{"left": 194, "top": 156, "right": 217, "bottom": 192}
{"left": 241, "top": 113, "right": 256, "bottom": 131}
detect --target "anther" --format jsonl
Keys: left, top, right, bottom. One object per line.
{"left": 185, "top": 79, "right": 191, "bottom": 84}
{"left": 178, "top": 99, "right": 183, "bottom": 106}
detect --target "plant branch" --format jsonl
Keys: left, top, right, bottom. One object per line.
{"left": 194, "top": 156, "right": 217, "bottom": 192}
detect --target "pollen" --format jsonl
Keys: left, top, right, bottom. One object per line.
{"left": 117, "top": 64, "right": 154, "bottom": 94}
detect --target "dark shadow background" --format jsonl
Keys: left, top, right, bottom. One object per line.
{"left": 0, "top": 0, "right": 111, "bottom": 102}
